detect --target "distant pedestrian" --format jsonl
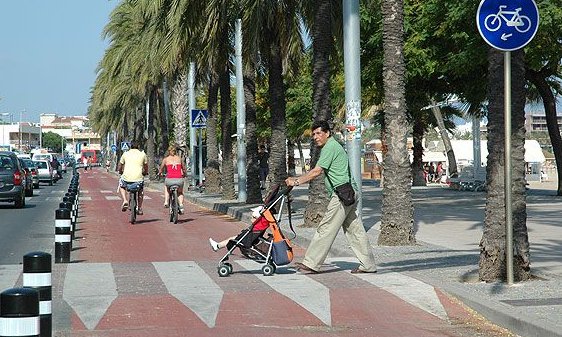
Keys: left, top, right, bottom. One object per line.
{"left": 428, "top": 163, "right": 435, "bottom": 182}
{"left": 258, "top": 145, "right": 269, "bottom": 190}
{"left": 285, "top": 120, "right": 377, "bottom": 274}
{"left": 435, "top": 162, "right": 443, "bottom": 183}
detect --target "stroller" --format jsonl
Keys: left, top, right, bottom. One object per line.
{"left": 216, "top": 185, "right": 295, "bottom": 277}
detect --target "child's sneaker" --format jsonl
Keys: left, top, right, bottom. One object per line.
{"left": 209, "top": 238, "right": 219, "bottom": 252}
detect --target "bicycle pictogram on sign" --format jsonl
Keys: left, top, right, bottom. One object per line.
{"left": 484, "top": 6, "right": 531, "bottom": 33}
{"left": 476, "top": 0, "right": 539, "bottom": 51}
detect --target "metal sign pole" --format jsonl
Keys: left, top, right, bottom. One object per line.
{"left": 504, "top": 51, "right": 514, "bottom": 285}
{"left": 198, "top": 128, "right": 203, "bottom": 186}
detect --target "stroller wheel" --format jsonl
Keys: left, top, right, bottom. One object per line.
{"left": 262, "top": 264, "right": 275, "bottom": 276}
{"left": 218, "top": 265, "right": 230, "bottom": 277}
{"left": 223, "top": 262, "right": 233, "bottom": 274}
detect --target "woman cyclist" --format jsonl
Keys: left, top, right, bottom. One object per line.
{"left": 158, "top": 145, "right": 186, "bottom": 214}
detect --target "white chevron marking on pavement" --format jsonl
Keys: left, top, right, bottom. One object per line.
{"left": 63, "top": 263, "right": 117, "bottom": 330}
{"left": 236, "top": 260, "right": 332, "bottom": 326}
{"left": 153, "top": 261, "right": 223, "bottom": 328}
{"left": 0, "top": 265, "right": 21, "bottom": 291}
{"left": 353, "top": 270, "right": 448, "bottom": 320}
{"left": 104, "top": 196, "right": 121, "bottom": 200}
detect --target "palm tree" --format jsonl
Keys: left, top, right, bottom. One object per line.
{"left": 377, "top": 0, "right": 415, "bottom": 245}
{"left": 302, "top": 0, "right": 334, "bottom": 228}
{"left": 242, "top": 0, "right": 303, "bottom": 196}
{"left": 479, "top": 49, "right": 531, "bottom": 282}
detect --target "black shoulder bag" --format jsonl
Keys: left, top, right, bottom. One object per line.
{"left": 326, "top": 168, "right": 356, "bottom": 206}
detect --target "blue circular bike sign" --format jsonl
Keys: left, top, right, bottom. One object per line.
{"left": 477, "top": 0, "right": 539, "bottom": 51}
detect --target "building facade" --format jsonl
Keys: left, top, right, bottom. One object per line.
{"left": 40, "top": 113, "right": 101, "bottom": 154}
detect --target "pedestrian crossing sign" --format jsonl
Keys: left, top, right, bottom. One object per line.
{"left": 191, "top": 109, "right": 208, "bottom": 128}
{"left": 121, "top": 142, "right": 130, "bottom": 151}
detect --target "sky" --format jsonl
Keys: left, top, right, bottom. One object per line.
{"left": 0, "top": 0, "right": 118, "bottom": 123}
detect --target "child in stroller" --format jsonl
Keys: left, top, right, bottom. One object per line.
{"left": 208, "top": 185, "right": 294, "bottom": 277}
{"left": 208, "top": 205, "right": 269, "bottom": 254}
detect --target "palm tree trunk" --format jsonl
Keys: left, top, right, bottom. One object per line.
{"left": 431, "top": 103, "right": 458, "bottom": 178}
{"left": 267, "top": 27, "right": 288, "bottom": 192}
{"left": 244, "top": 60, "right": 262, "bottom": 204}
{"left": 480, "top": 49, "right": 531, "bottom": 282}
{"left": 411, "top": 115, "right": 426, "bottom": 186}
{"left": 297, "top": 138, "right": 306, "bottom": 173}
{"left": 156, "top": 85, "right": 169, "bottom": 157}
{"left": 303, "top": 0, "right": 332, "bottom": 228}
{"left": 378, "top": 0, "right": 415, "bottom": 246}
{"left": 171, "top": 71, "right": 188, "bottom": 166}
{"left": 146, "top": 88, "right": 157, "bottom": 180}
{"left": 204, "top": 72, "right": 221, "bottom": 194}
{"left": 287, "top": 140, "right": 296, "bottom": 176}
{"left": 526, "top": 68, "right": 562, "bottom": 195}
{"left": 220, "top": 68, "right": 235, "bottom": 199}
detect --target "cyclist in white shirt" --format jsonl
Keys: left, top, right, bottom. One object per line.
{"left": 117, "top": 141, "right": 148, "bottom": 215}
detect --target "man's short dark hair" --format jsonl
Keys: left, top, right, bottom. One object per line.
{"left": 311, "top": 120, "right": 331, "bottom": 133}
{"left": 130, "top": 141, "right": 139, "bottom": 149}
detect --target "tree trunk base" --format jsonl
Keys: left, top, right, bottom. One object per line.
{"left": 204, "top": 160, "right": 221, "bottom": 194}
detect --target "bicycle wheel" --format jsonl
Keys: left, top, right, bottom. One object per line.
{"left": 169, "top": 191, "right": 175, "bottom": 222}
{"left": 172, "top": 189, "right": 179, "bottom": 224}
{"left": 484, "top": 14, "right": 501, "bottom": 32}
{"left": 129, "top": 192, "right": 137, "bottom": 224}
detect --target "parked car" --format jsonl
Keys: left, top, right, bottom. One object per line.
{"left": 21, "top": 158, "right": 39, "bottom": 189}
{"left": 0, "top": 151, "right": 26, "bottom": 208}
{"left": 33, "top": 160, "right": 54, "bottom": 186}
{"left": 18, "top": 158, "right": 34, "bottom": 197}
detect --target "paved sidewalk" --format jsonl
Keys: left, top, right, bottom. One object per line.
{"left": 173, "top": 179, "right": 562, "bottom": 337}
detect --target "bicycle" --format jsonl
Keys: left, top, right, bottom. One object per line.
{"left": 126, "top": 182, "right": 142, "bottom": 224}
{"left": 168, "top": 185, "right": 180, "bottom": 224}
{"left": 484, "top": 6, "right": 531, "bottom": 33}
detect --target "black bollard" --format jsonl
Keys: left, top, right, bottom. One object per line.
{"left": 23, "top": 252, "right": 52, "bottom": 337}
{"left": 59, "top": 202, "right": 74, "bottom": 240}
{"left": 0, "top": 288, "right": 40, "bottom": 337}
{"left": 64, "top": 194, "right": 77, "bottom": 225}
{"left": 54, "top": 208, "right": 71, "bottom": 263}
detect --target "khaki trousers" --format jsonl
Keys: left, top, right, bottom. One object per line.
{"left": 302, "top": 195, "right": 377, "bottom": 272}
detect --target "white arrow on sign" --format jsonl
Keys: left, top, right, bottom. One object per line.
{"left": 501, "top": 33, "right": 512, "bottom": 41}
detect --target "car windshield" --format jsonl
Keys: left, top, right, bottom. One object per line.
{"left": 34, "top": 161, "right": 48, "bottom": 169}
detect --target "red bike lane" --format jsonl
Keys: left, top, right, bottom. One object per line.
{"left": 57, "top": 167, "right": 510, "bottom": 337}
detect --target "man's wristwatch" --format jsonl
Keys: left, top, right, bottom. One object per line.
{"left": 294, "top": 178, "right": 300, "bottom": 186}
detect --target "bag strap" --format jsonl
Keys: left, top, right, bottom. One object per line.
{"left": 285, "top": 194, "right": 297, "bottom": 240}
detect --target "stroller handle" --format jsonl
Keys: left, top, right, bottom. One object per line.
{"left": 280, "top": 185, "right": 293, "bottom": 195}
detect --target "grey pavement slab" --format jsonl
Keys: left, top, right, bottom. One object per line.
{"left": 176, "top": 179, "right": 562, "bottom": 337}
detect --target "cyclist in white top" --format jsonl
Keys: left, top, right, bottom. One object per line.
{"left": 117, "top": 141, "right": 148, "bottom": 215}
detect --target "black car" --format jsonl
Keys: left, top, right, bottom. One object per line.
{"left": 0, "top": 151, "right": 26, "bottom": 208}
{"left": 21, "top": 158, "right": 40, "bottom": 188}
{"left": 18, "top": 158, "right": 35, "bottom": 197}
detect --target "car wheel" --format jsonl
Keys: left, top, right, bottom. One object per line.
{"left": 14, "top": 194, "right": 25, "bottom": 208}
{"left": 34, "top": 183, "right": 39, "bottom": 189}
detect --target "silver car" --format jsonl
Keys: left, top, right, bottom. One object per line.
{"left": 33, "top": 160, "right": 54, "bottom": 186}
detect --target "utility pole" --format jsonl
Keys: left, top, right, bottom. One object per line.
{"left": 188, "top": 62, "right": 197, "bottom": 186}
{"left": 235, "top": 18, "right": 247, "bottom": 202}
{"left": 343, "top": 0, "right": 363, "bottom": 218}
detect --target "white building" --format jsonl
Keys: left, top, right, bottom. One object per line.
{"left": 0, "top": 123, "right": 41, "bottom": 152}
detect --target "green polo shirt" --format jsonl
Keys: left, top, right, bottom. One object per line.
{"left": 317, "top": 137, "right": 351, "bottom": 197}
